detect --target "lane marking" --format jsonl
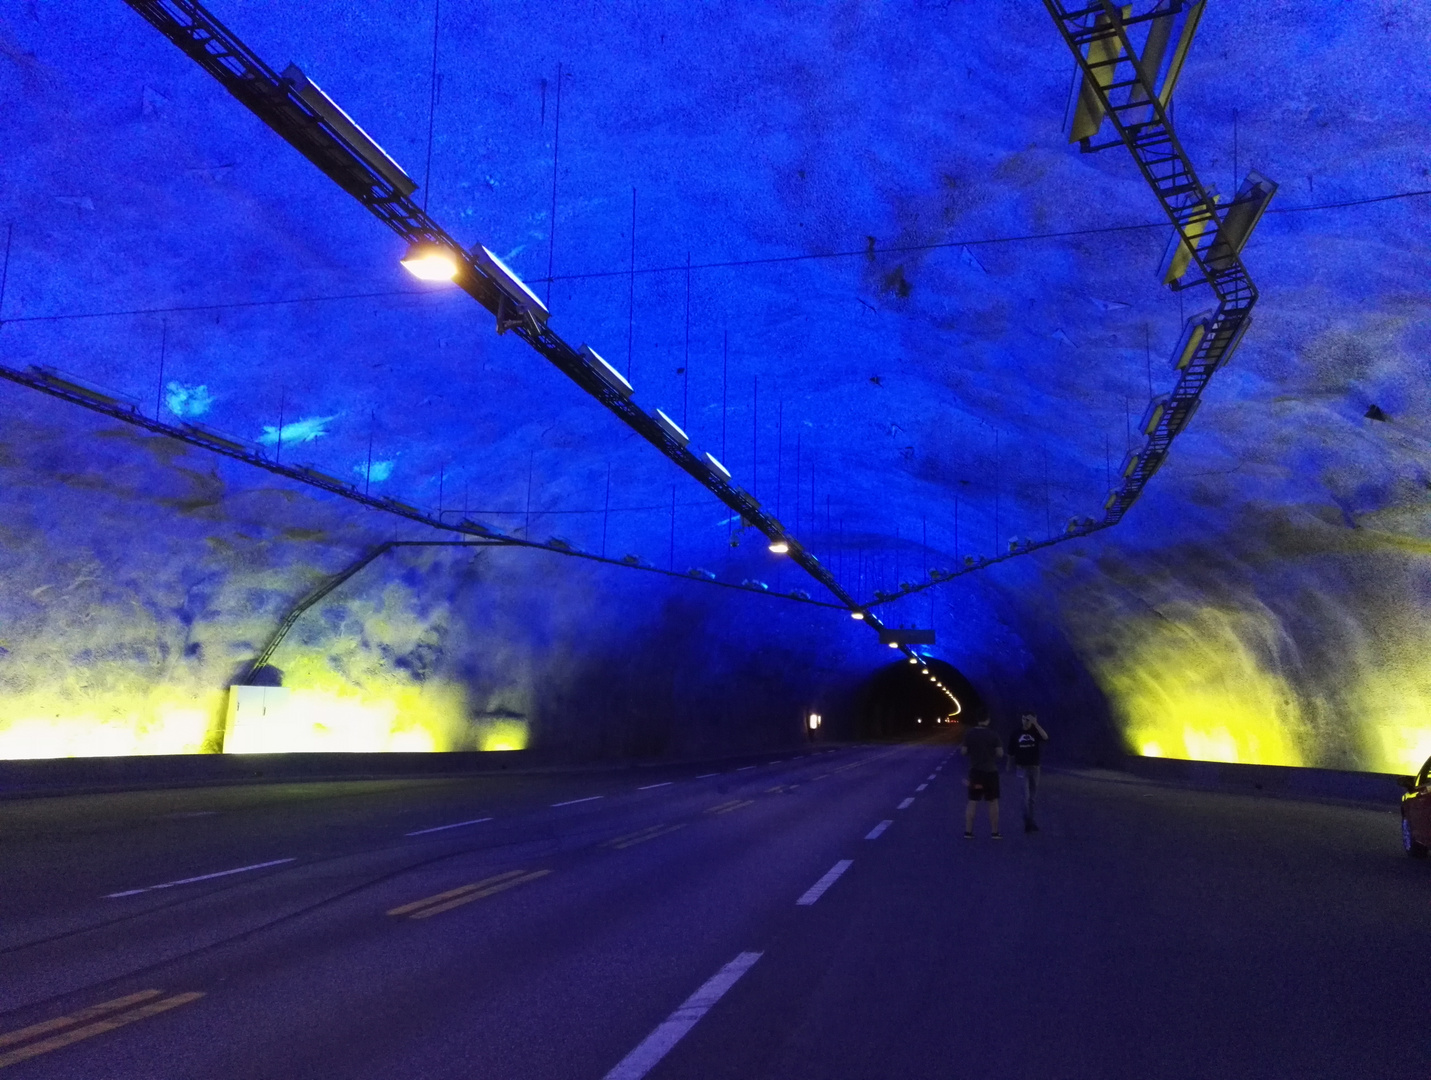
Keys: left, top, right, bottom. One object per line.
{"left": 865, "top": 820, "right": 893, "bottom": 840}
{"left": 609, "top": 824, "right": 687, "bottom": 850}
{"left": 927, "top": 774, "right": 937, "bottom": 780}
{"left": 0, "top": 991, "right": 162, "bottom": 1051}
{"left": 695, "top": 772, "right": 719, "bottom": 779}
{"left": 797, "top": 859, "right": 853, "bottom": 906}
{"left": 552, "top": 795, "right": 604, "bottom": 807}
{"left": 602, "top": 951, "right": 763, "bottom": 1080}
{"left": 916, "top": 783, "right": 928, "bottom": 792}
{"left": 0, "top": 992, "right": 204, "bottom": 1070}
{"left": 735, "top": 765, "right": 756, "bottom": 772}
{"left": 707, "top": 799, "right": 755, "bottom": 815}
{"left": 405, "top": 816, "right": 494, "bottom": 837}
{"left": 897, "top": 797, "right": 915, "bottom": 809}
{"left": 388, "top": 868, "right": 551, "bottom": 919}
{"left": 637, "top": 782, "right": 673, "bottom": 791}
{"left": 104, "top": 857, "right": 295, "bottom": 898}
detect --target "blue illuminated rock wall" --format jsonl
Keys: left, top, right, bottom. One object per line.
{"left": 0, "top": 2, "right": 1427, "bottom": 769}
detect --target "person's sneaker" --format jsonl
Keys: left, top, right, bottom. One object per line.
{"left": 963, "top": 831, "right": 974, "bottom": 839}
{"left": 991, "top": 832, "right": 1003, "bottom": 840}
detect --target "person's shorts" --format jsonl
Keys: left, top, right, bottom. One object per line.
{"left": 967, "top": 770, "right": 1000, "bottom": 801}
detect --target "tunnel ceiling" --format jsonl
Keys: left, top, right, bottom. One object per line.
{"left": 1, "top": 2, "right": 1429, "bottom": 771}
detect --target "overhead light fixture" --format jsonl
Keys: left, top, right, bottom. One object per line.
{"left": 704, "top": 452, "right": 732, "bottom": 483}
{"left": 653, "top": 409, "right": 690, "bottom": 448}
{"left": 472, "top": 245, "right": 550, "bottom": 326}
{"left": 400, "top": 243, "right": 459, "bottom": 282}
{"left": 908, "top": 658, "right": 918, "bottom": 665}
{"left": 850, "top": 610, "right": 866, "bottom": 621}
{"left": 769, "top": 540, "right": 790, "bottom": 554}
{"left": 582, "top": 345, "right": 633, "bottom": 398}
{"left": 921, "top": 668, "right": 929, "bottom": 674}
{"left": 887, "top": 642, "right": 899, "bottom": 650}
{"left": 283, "top": 64, "right": 417, "bottom": 197}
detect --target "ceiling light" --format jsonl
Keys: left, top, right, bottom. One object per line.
{"left": 850, "top": 610, "right": 865, "bottom": 621}
{"left": 472, "top": 245, "right": 550, "bottom": 324}
{"left": 400, "top": 243, "right": 459, "bottom": 282}
{"left": 769, "top": 540, "right": 790, "bottom": 554}
{"left": 284, "top": 64, "right": 417, "bottom": 197}
{"left": 581, "top": 345, "right": 633, "bottom": 398}
{"left": 887, "top": 642, "right": 899, "bottom": 649}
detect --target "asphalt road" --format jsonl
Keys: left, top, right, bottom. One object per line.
{"left": 0, "top": 739, "right": 1424, "bottom": 1079}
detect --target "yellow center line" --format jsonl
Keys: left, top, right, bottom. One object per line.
{"left": 0, "top": 990, "right": 163, "bottom": 1051}
{"left": 611, "top": 824, "right": 687, "bottom": 849}
{"left": 386, "top": 869, "right": 528, "bottom": 917}
{"left": 0, "top": 993, "right": 204, "bottom": 1070}
{"left": 408, "top": 869, "right": 552, "bottom": 919}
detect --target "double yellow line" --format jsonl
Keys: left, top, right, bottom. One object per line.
{"left": 387, "top": 868, "right": 551, "bottom": 920}
{"left": 604, "top": 824, "right": 687, "bottom": 850}
{"left": 0, "top": 989, "right": 204, "bottom": 1070}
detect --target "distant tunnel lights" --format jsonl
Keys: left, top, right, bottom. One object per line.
{"left": 808, "top": 713, "right": 822, "bottom": 731}
{"left": 400, "top": 243, "right": 459, "bottom": 282}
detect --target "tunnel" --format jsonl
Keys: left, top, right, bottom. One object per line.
{"left": 860, "top": 657, "right": 986, "bottom": 739}
{"left": 0, "top": 1, "right": 1427, "bottom": 1075}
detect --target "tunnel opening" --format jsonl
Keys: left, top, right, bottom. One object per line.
{"left": 860, "top": 658, "right": 987, "bottom": 740}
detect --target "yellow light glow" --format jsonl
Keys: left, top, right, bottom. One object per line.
{"left": 1090, "top": 605, "right": 1306, "bottom": 767}
{"left": 768, "top": 540, "right": 790, "bottom": 554}
{"left": 850, "top": 611, "right": 865, "bottom": 620}
{"left": 400, "top": 245, "right": 459, "bottom": 282}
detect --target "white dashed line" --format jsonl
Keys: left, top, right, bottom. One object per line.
{"left": 927, "top": 774, "right": 937, "bottom": 780}
{"left": 406, "top": 816, "right": 494, "bottom": 836}
{"left": 552, "top": 795, "right": 605, "bottom": 808}
{"left": 897, "top": 797, "right": 915, "bottom": 809}
{"left": 865, "top": 820, "right": 892, "bottom": 840}
{"left": 797, "top": 859, "right": 854, "bottom": 906}
{"left": 638, "top": 782, "right": 673, "bottom": 790}
{"left": 695, "top": 773, "right": 719, "bottom": 779}
{"left": 736, "top": 766, "right": 756, "bottom": 772}
{"left": 602, "top": 952, "right": 764, "bottom": 1080}
{"left": 105, "top": 857, "right": 295, "bottom": 898}
{"left": 916, "top": 783, "right": 928, "bottom": 792}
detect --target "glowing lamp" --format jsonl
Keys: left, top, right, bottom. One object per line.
{"left": 850, "top": 610, "right": 866, "bottom": 621}
{"left": 922, "top": 668, "right": 929, "bottom": 674}
{"left": 887, "top": 642, "right": 899, "bottom": 650}
{"left": 704, "top": 452, "right": 732, "bottom": 483}
{"left": 769, "top": 540, "right": 790, "bottom": 554}
{"left": 400, "top": 243, "right": 459, "bottom": 282}
{"left": 908, "top": 658, "right": 918, "bottom": 665}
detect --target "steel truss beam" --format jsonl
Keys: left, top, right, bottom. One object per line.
{"left": 0, "top": 361, "right": 846, "bottom": 610}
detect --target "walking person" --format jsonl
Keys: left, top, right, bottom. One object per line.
{"left": 959, "top": 714, "right": 1004, "bottom": 839}
{"left": 1009, "top": 712, "right": 1049, "bottom": 832}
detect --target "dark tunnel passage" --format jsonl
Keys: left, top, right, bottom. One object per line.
{"left": 860, "top": 658, "right": 987, "bottom": 739}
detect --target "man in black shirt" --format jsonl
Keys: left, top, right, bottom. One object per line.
{"left": 959, "top": 715, "right": 1005, "bottom": 839}
{"left": 1008, "top": 712, "right": 1049, "bottom": 832}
